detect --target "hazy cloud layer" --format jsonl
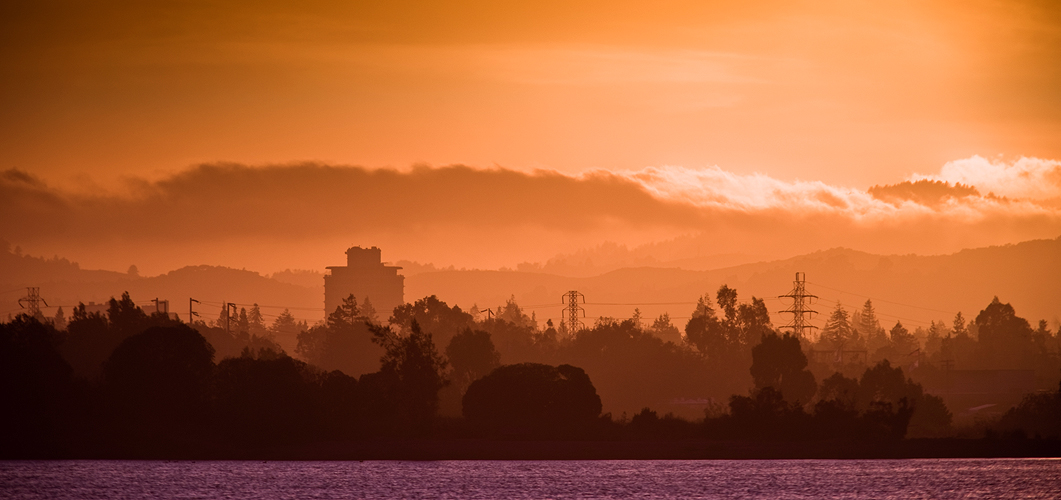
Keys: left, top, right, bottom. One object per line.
{"left": 3, "top": 158, "right": 1060, "bottom": 274}
{"left": 619, "top": 156, "right": 1061, "bottom": 221}
{"left": 2, "top": 164, "right": 709, "bottom": 241}
{"left": 914, "top": 156, "right": 1061, "bottom": 202}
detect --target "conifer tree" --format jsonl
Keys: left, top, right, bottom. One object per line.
{"left": 821, "top": 301, "right": 853, "bottom": 347}
{"left": 247, "top": 303, "right": 267, "bottom": 335}
{"left": 360, "top": 297, "right": 378, "bottom": 323}
{"left": 692, "top": 293, "right": 716, "bottom": 319}
{"left": 951, "top": 311, "right": 968, "bottom": 337}
{"left": 52, "top": 306, "right": 67, "bottom": 331}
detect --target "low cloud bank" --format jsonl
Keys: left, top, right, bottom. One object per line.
{"left": 914, "top": 156, "right": 1061, "bottom": 202}
{"left": 617, "top": 156, "right": 1061, "bottom": 222}
{"left": 2, "top": 157, "right": 1059, "bottom": 273}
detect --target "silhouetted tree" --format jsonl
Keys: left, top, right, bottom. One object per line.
{"left": 446, "top": 328, "right": 501, "bottom": 388}
{"left": 439, "top": 328, "right": 501, "bottom": 416}
{"left": 951, "top": 311, "right": 968, "bottom": 337}
{"left": 685, "top": 286, "right": 771, "bottom": 363}
{"left": 237, "top": 307, "right": 250, "bottom": 335}
{"left": 371, "top": 320, "right": 448, "bottom": 431}
{"left": 270, "top": 309, "right": 304, "bottom": 339}
{"left": 107, "top": 292, "right": 147, "bottom": 338}
{"left": 61, "top": 303, "right": 113, "bottom": 379}
{"left": 0, "top": 315, "right": 77, "bottom": 456}
{"left": 938, "top": 311, "right": 978, "bottom": 370}
{"left": 297, "top": 296, "right": 383, "bottom": 378}
{"left": 247, "top": 304, "right": 267, "bottom": 336}
{"left": 648, "top": 313, "right": 681, "bottom": 343}
{"left": 856, "top": 299, "right": 887, "bottom": 353}
{"left": 817, "top": 372, "right": 859, "bottom": 409}
{"left": 463, "top": 363, "right": 602, "bottom": 438}
{"left": 684, "top": 294, "right": 726, "bottom": 359}
{"left": 52, "top": 307, "right": 67, "bottom": 331}
{"left": 994, "top": 389, "right": 1061, "bottom": 439}
{"left": 750, "top": 332, "right": 817, "bottom": 404}
{"left": 924, "top": 320, "right": 947, "bottom": 357}
{"left": 821, "top": 302, "right": 853, "bottom": 348}
{"left": 497, "top": 295, "right": 537, "bottom": 330}
{"left": 721, "top": 387, "right": 812, "bottom": 440}
{"left": 360, "top": 297, "right": 378, "bottom": 323}
{"left": 736, "top": 296, "right": 773, "bottom": 348}
{"left": 872, "top": 321, "right": 920, "bottom": 366}
{"left": 101, "top": 324, "right": 215, "bottom": 451}
{"left": 390, "top": 295, "right": 474, "bottom": 349}
{"left": 856, "top": 360, "right": 948, "bottom": 437}
{"left": 329, "top": 294, "right": 361, "bottom": 328}
{"left": 975, "top": 297, "right": 1035, "bottom": 369}
{"left": 212, "top": 351, "right": 323, "bottom": 447}
{"left": 317, "top": 368, "right": 362, "bottom": 439}
{"left": 478, "top": 313, "right": 545, "bottom": 365}
{"left": 566, "top": 318, "right": 712, "bottom": 417}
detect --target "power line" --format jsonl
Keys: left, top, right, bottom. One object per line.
{"left": 807, "top": 281, "right": 956, "bottom": 315}
{"left": 228, "top": 302, "right": 321, "bottom": 312}
{"left": 812, "top": 291, "right": 938, "bottom": 326}
{"left": 586, "top": 301, "right": 698, "bottom": 306}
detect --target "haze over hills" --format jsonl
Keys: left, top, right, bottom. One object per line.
{"left": 3, "top": 236, "right": 1059, "bottom": 346}
{"left": 407, "top": 236, "right": 1061, "bottom": 331}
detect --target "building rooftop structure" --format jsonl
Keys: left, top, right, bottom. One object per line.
{"left": 324, "top": 246, "right": 404, "bottom": 322}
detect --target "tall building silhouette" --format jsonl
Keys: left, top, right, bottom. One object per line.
{"left": 324, "top": 246, "right": 404, "bottom": 321}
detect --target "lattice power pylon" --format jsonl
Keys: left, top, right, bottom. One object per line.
{"left": 561, "top": 290, "right": 586, "bottom": 334}
{"left": 18, "top": 287, "right": 48, "bottom": 320}
{"left": 778, "top": 272, "right": 818, "bottom": 340}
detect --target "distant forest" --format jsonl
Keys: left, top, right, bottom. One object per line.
{"left": 2, "top": 286, "right": 1059, "bottom": 458}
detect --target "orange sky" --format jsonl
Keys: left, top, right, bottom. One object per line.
{"left": 2, "top": 1, "right": 1061, "bottom": 274}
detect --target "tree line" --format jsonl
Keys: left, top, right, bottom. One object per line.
{"left": 1, "top": 286, "right": 1058, "bottom": 457}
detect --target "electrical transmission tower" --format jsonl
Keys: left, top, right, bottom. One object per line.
{"left": 18, "top": 287, "right": 48, "bottom": 320}
{"left": 778, "top": 272, "right": 818, "bottom": 340}
{"left": 561, "top": 290, "right": 585, "bottom": 334}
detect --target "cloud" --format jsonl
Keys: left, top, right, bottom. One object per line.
{"left": 615, "top": 158, "right": 1060, "bottom": 223}
{"left": 912, "top": 155, "right": 1061, "bottom": 201}
{"left": 0, "top": 163, "right": 703, "bottom": 243}
{"left": 2, "top": 158, "right": 1059, "bottom": 274}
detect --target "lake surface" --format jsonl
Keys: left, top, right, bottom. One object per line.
{"left": 2, "top": 459, "right": 1060, "bottom": 499}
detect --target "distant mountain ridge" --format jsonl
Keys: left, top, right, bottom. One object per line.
{"left": 405, "top": 236, "right": 1061, "bottom": 331}
{"left": 0, "top": 251, "right": 322, "bottom": 353}
{"left": 2, "top": 236, "right": 1058, "bottom": 342}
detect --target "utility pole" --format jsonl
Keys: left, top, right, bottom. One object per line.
{"left": 561, "top": 290, "right": 586, "bottom": 335}
{"left": 778, "top": 272, "right": 818, "bottom": 340}
{"left": 189, "top": 298, "right": 200, "bottom": 324}
{"left": 224, "top": 302, "right": 237, "bottom": 335}
{"left": 18, "top": 287, "right": 48, "bottom": 320}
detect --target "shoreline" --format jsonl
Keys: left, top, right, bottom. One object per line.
{"left": 18, "top": 438, "right": 1060, "bottom": 461}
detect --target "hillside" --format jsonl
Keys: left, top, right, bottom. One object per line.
{"left": 0, "top": 252, "right": 322, "bottom": 352}
{"left": 3, "top": 236, "right": 1058, "bottom": 344}
{"left": 406, "top": 236, "right": 1061, "bottom": 331}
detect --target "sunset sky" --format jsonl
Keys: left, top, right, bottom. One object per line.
{"left": 2, "top": 1, "right": 1060, "bottom": 275}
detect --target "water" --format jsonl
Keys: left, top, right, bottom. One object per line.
{"left": 2, "top": 459, "right": 1059, "bottom": 499}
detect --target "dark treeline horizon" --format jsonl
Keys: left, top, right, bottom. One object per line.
{"left": 1, "top": 286, "right": 1059, "bottom": 458}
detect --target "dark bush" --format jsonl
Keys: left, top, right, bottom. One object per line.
{"left": 463, "top": 363, "right": 602, "bottom": 438}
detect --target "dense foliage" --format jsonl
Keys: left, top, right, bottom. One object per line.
{"left": 0, "top": 287, "right": 1057, "bottom": 457}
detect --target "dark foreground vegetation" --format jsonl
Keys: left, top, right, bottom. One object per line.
{"left": 1, "top": 289, "right": 1059, "bottom": 459}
